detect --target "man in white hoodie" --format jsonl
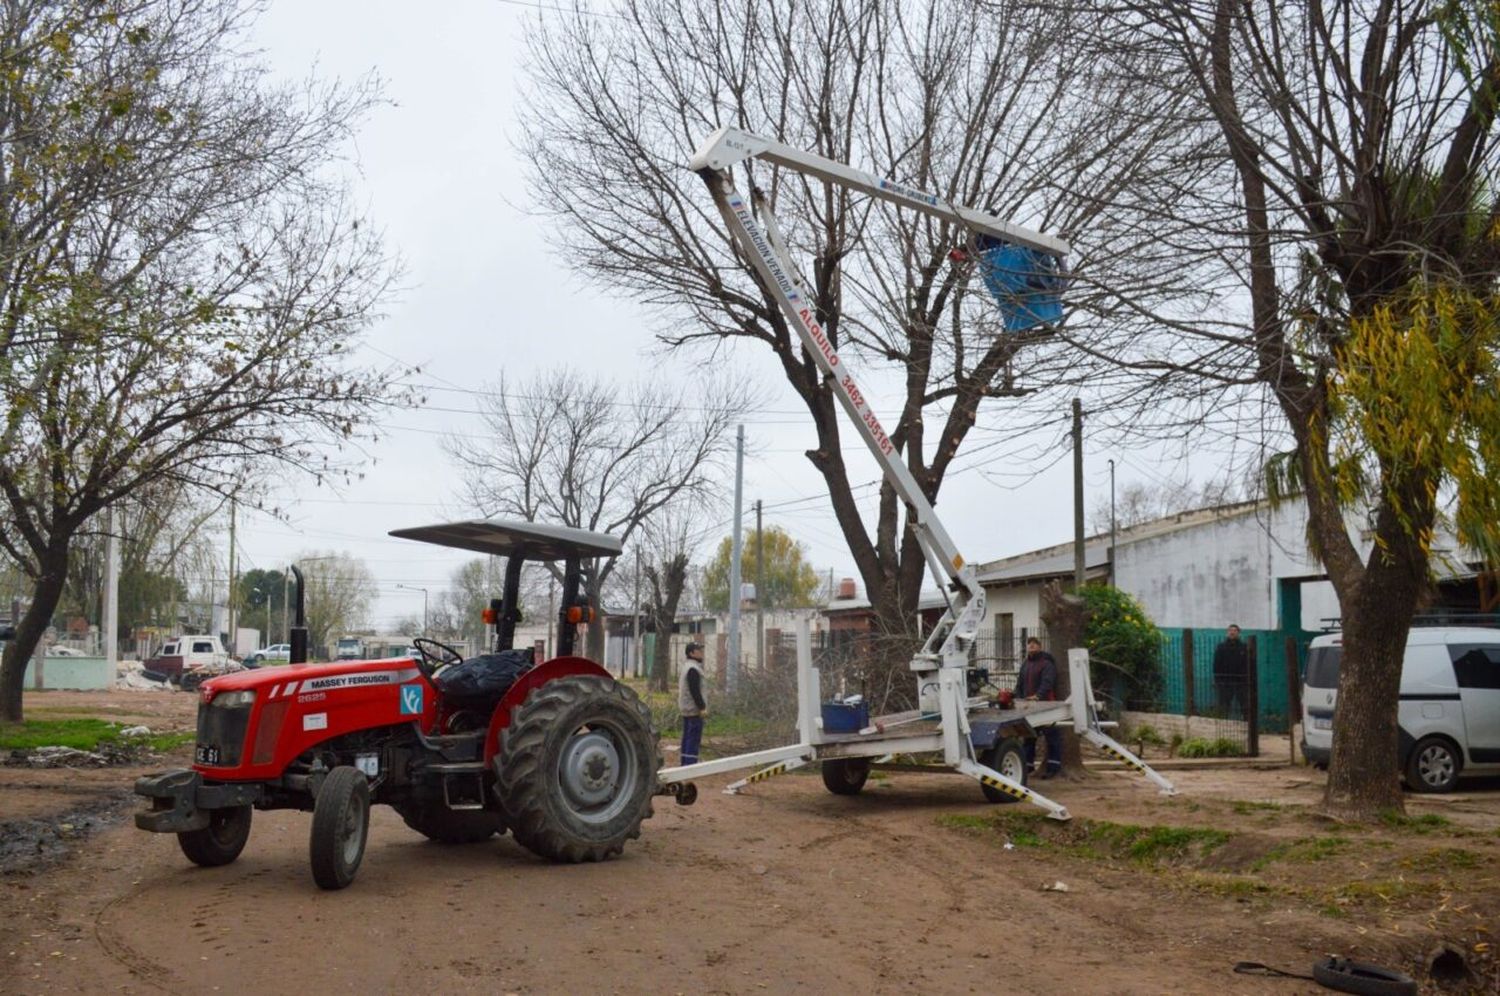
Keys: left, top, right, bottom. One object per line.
{"left": 677, "top": 642, "right": 708, "bottom": 765}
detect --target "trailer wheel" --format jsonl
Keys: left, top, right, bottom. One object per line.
{"left": 309, "top": 766, "right": 370, "bottom": 890}
{"left": 981, "top": 738, "right": 1028, "bottom": 804}
{"left": 821, "top": 757, "right": 870, "bottom": 795}
{"left": 398, "top": 806, "right": 504, "bottom": 844}
{"left": 496, "top": 675, "right": 659, "bottom": 863}
{"left": 177, "top": 805, "right": 252, "bottom": 867}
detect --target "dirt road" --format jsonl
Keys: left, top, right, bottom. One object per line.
{"left": 7, "top": 753, "right": 1497, "bottom": 995}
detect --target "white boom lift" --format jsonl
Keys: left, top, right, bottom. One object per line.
{"left": 655, "top": 127, "right": 1174, "bottom": 819}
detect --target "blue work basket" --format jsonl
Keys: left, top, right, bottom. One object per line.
{"left": 978, "top": 242, "right": 1066, "bottom": 332}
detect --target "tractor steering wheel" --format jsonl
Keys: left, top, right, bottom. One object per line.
{"left": 412, "top": 637, "right": 464, "bottom": 679}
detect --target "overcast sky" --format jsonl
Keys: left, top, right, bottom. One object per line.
{"left": 233, "top": 0, "right": 1225, "bottom": 634}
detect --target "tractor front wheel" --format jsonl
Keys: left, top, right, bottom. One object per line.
{"left": 399, "top": 806, "right": 504, "bottom": 844}
{"left": 309, "top": 766, "right": 370, "bottom": 890}
{"left": 177, "top": 805, "right": 252, "bottom": 867}
{"left": 496, "top": 675, "right": 659, "bottom": 863}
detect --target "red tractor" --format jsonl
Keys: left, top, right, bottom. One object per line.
{"left": 134, "top": 520, "right": 660, "bottom": 889}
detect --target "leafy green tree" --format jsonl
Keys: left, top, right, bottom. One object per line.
{"left": 0, "top": 1, "right": 397, "bottom": 720}
{"left": 1079, "top": 586, "right": 1162, "bottom": 703}
{"left": 702, "top": 527, "right": 821, "bottom": 612}
{"left": 236, "top": 569, "right": 287, "bottom": 645}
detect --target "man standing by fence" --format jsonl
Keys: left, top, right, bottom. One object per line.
{"left": 678, "top": 641, "right": 707, "bottom": 765}
{"left": 1213, "top": 624, "right": 1248, "bottom": 719}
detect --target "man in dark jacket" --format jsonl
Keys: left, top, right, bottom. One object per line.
{"left": 1018, "top": 636, "right": 1062, "bottom": 779}
{"left": 1212, "top": 624, "right": 1248, "bottom": 718}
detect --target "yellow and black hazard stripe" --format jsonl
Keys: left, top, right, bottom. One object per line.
{"left": 1094, "top": 740, "right": 1149, "bottom": 773}
{"left": 746, "top": 762, "right": 791, "bottom": 784}
{"left": 977, "top": 772, "right": 1029, "bottom": 800}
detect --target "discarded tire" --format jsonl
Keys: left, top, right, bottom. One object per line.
{"left": 496, "top": 675, "right": 659, "bottom": 863}
{"left": 820, "top": 757, "right": 870, "bottom": 796}
{"left": 399, "top": 806, "right": 504, "bottom": 844}
{"left": 309, "top": 766, "right": 370, "bottom": 890}
{"left": 1311, "top": 956, "right": 1417, "bottom": 996}
{"left": 177, "top": 805, "right": 252, "bottom": 867}
{"left": 981, "top": 737, "right": 1028, "bottom": 804}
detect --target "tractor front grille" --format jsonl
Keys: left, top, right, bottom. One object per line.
{"left": 195, "top": 701, "right": 251, "bottom": 767}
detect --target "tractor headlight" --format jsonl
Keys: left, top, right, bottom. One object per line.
{"left": 213, "top": 689, "right": 257, "bottom": 709}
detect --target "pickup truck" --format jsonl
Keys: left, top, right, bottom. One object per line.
{"left": 145, "top": 635, "right": 231, "bottom": 686}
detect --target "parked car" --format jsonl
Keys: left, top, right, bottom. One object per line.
{"left": 1301, "top": 626, "right": 1500, "bottom": 792}
{"left": 145, "top": 635, "right": 230, "bottom": 684}
{"left": 247, "top": 643, "right": 292, "bottom": 665}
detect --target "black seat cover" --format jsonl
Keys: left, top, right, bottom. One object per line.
{"left": 433, "top": 648, "right": 535, "bottom": 709}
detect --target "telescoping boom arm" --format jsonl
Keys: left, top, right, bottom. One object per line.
{"left": 689, "top": 126, "right": 1069, "bottom": 625}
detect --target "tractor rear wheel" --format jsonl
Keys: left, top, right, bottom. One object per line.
{"left": 309, "top": 766, "right": 370, "bottom": 890}
{"left": 496, "top": 675, "right": 658, "bottom": 863}
{"left": 177, "top": 805, "right": 252, "bottom": 867}
{"left": 821, "top": 757, "right": 870, "bottom": 795}
{"left": 399, "top": 806, "right": 504, "bottom": 844}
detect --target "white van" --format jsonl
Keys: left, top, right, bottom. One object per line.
{"left": 1301, "top": 626, "right": 1500, "bottom": 792}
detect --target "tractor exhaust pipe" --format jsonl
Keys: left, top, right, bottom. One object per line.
{"left": 288, "top": 565, "right": 309, "bottom": 664}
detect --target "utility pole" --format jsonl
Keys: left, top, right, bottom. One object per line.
{"left": 227, "top": 498, "right": 237, "bottom": 651}
{"left": 547, "top": 581, "right": 556, "bottom": 658}
{"left": 1072, "top": 398, "right": 1085, "bottom": 590}
{"left": 1108, "top": 458, "right": 1117, "bottom": 586}
{"left": 103, "top": 507, "right": 119, "bottom": 666}
{"left": 727, "top": 424, "right": 744, "bottom": 693}
{"left": 282, "top": 572, "right": 290, "bottom": 644}
{"left": 631, "top": 549, "right": 642, "bottom": 679}
{"left": 755, "top": 499, "right": 764, "bottom": 672}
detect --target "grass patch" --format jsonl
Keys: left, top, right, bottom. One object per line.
{"left": 1249, "top": 835, "right": 1349, "bottom": 871}
{"left": 1378, "top": 810, "right": 1453, "bottom": 835}
{"left": 0, "top": 718, "right": 192, "bottom": 753}
{"left": 1230, "top": 800, "right": 1285, "bottom": 815}
{"left": 1183, "top": 872, "right": 1279, "bottom": 899}
{"left": 1400, "top": 847, "right": 1480, "bottom": 873}
{"left": 1086, "top": 821, "right": 1233, "bottom": 863}
{"left": 1177, "top": 737, "right": 1244, "bottom": 758}
{"left": 941, "top": 811, "right": 1231, "bottom": 866}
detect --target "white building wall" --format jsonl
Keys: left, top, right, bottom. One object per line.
{"left": 978, "top": 586, "right": 1046, "bottom": 640}
{"left": 1115, "top": 501, "right": 1355, "bottom": 631}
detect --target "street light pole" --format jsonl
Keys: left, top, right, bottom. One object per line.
{"left": 397, "top": 583, "right": 429, "bottom": 636}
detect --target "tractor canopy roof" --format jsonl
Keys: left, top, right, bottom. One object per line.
{"left": 389, "top": 519, "right": 622, "bottom": 560}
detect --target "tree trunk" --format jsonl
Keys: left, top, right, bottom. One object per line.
{"left": 1321, "top": 517, "right": 1428, "bottom": 819}
{"left": 1039, "top": 581, "right": 1089, "bottom": 776}
{"left": 0, "top": 544, "right": 70, "bottom": 723}
{"left": 647, "top": 555, "right": 688, "bottom": 693}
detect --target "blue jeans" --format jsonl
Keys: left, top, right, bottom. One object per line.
{"left": 1024, "top": 725, "right": 1063, "bottom": 773}
{"left": 681, "top": 715, "right": 704, "bottom": 765}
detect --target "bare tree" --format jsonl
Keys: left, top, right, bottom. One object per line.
{"left": 1087, "top": 477, "right": 1246, "bottom": 533}
{"left": 447, "top": 369, "right": 742, "bottom": 661}
{"left": 519, "top": 0, "right": 1198, "bottom": 641}
{"left": 1061, "top": 1, "right": 1500, "bottom": 818}
{"left": 299, "top": 553, "right": 377, "bottom": 658}
{"left": 0, "top": 0, "right": 400, "bottom": 720}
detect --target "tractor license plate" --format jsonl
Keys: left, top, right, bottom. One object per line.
{"left": 195, "top": 744, "right": 221, "bottom": 765}
{"left": 1312, "top": 717, "right": 1332, "bottom": 730}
